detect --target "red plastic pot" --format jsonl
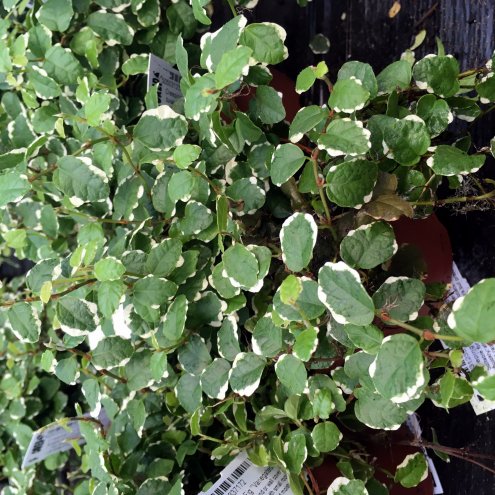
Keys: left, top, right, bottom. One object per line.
{"left": 235, "top": 67, "right": 301, "bottom": 122}
{"left": 393, "top": 214, "right": 453, "bottom": 286}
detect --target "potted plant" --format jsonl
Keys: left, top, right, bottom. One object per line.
{"left": 1, "top": 1, "right": 495, "bottom": 494}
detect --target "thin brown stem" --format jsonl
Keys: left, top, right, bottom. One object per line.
{"left": 377, "top": 312, "right": 464, "bottom": 342}
{"left": 413, "top": 188, "right": 495, "bottom": 207}
{"left": 0, "top": 279, "right": 96, "bottom": 307}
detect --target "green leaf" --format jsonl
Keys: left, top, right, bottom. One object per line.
{"left": 191, "top": 0, "right": 211, "bottom": 25}
{"left": 354, "top": 387, "right": 409, "bottom": 430}
{"left": 274, "top": 277, "right": 325, "bottom": 322}
{"left": 293, "top": 327, "right": 318, "bottom": 362}
{"left": 152, "top": 172, "right": 176, "bottom": 217}
{"left": 87, "top": 11, "right": 134, "bottom": 46}
{"left": 413, "top": 54, "right": 459, "bottom": 98}
{"left": 0, "top": 170, "right": 30, "bottom": 207}
{"left": 92, "top": 336, "right": 133, "bottom": 370}
{"left": 327, "top": 478, "right": 368, "bottom": 495}
{"left": 36, "top": 0, "right": 73, "bottom": 32}
{"left": 173, "top": 144, "right": 201, "bottom": 169}
{"left": 40, "top": 349, "right": 55, "bottom": 372}
{"left": 27, "top": 66, "right": 61, "bottom": 99}
{"left": 318, "top": 262, "right": 375, "bottom": 325}
{"left": 85, "top": 92, "right": 111, "bottom": 127}
{"left": 215, "top": 46, "right": 252, "bottom": 89}
{"left": 94, "top": 257, "right": 126, "bottom": 282}
{"left": 82, "top": 379, "right": 101, "bottom": 416}
{"left": 252, "top": 314, "right": 284, "bottom": 358}
{"left": 178, "top": 201, "right": 214, "bottom": 237}
{"left": 416, "top": 94, "right": 453, "bottom": 137}
{"left": 184, "top": 74, "right": 219, "bottom": 120}
{"left": 40, "top": 205, "right": 59, "bottom": 238}
{"left": 57, "top": 297, "right": 98, "bottom": 336}
{"left": 448, "top": 278, "right": 495, "bottom": 343}
{"left": 134, "top": 106, "right": 188, "bottom": 151}
{"left": 7, "top": 303, "right": 41, "bottom": 343}
{"left": 295, "top": 67, "right": 316, "bottom": 94}
{"left": 318, "top": 118, "right": 371, "bottom": 157}
{"left": 270, "top": 143, "right": 306, "bottom": 186}
{"left": 329, "top": 78, "right": 370, "bottom": 114}
{"left": 275, "top": 354, "right": 307, "bottom": 395}
{"left": 470, "top": 366, "right": 495, "bottom": 401}
{"left": 146, "top": 238, "right": 182, "bottom": 277}
{"left": 477, "top": 73, "right": 495, "bottom": 103}
{"left": 311, "top": 422, "right": 342, "bottom": 452}
{"left": 239, "top": 23, "right": 287, "bottom": 65}
{"left": 338, "top": 61, "right": 378, "bottom": 99}
{"left": 370, "top": 334, "right": 425, "bottom": 403}
{"left": 55, "top": 156, "right": 109, "bottom": 205}
{"left": 44, "top": 44, "right": 83, "bottom": 84}
{"left": 376, "top": 60, "right": 412, "bottom": 94}
{"left": 226, "top": 178, "right": 266, "bottom": 216}
{"left": 178, "top": 335, "right": 211, "bottom": 376}
{"left": 176, "top": 373, "right": 202, "bottom": 413}
{"left": 161, "top": 294, "right": 188, "bottom": 343}
{"left": 280, "top": 274, "right": 303, "bottom": 306}
{"left": 373, "top": 277, "right": 425, "bottom": 322}
{"left": 340, "top": 221, "right": 398, "bottom": 269}
{"left": 55, "top": 357, "right": 79, "bottom": 385}
{"left": 230, "top": 352, "right": 266, "bottom": 396}
{"left": 150, "top": 352, "right": 169, "bottom": 382}
{"left": 122, "top": 54, "right": 149, "bottom": 75}
{"left": 251, "top": 85, "right": 286, "bottom": 125}
{"left": 167, "top": 1, "right": 197, "bottom": 39}
{"left": 426, "top": 145, "right": 485, "bottom": 176}
{"left": 223, "top": 244, "right": 259, "bottom": 291}
{"left": 97, "top": 280, "right": 125, "bottom": 319}
{"left": 218, "top": 315, "right": 241, "bottom": 361}
{"left": 200, "top": 358, "right": 230, "bottom": 399}
{"left": 132, "top": 276, "right": 177, "bottom": 322}
{"left": 200, "top": 15, "right": 245, "bottom": 70}
{"left": 326, "top": 159, "right": 378, "bottom": 208}
{"left": 280, "top": 213, "right": 317, "bottom": 272}
{"left": 394, "top": 453, "right": 428, "bottom": 488}
{"left": 342, "top": 324, "right": 383, "bottom": 355}
{"left": 383, "top": 115, "right": 430, "bottom": 166}
{"left": 289, "top": 106, "right": 327, "bottom": 143}
{"left": 284, "top": 434, "right": 307, "bottom": 474}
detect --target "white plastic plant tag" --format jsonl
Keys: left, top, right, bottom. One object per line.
{"left": 407, "top": 414, "right": 444, "bottom": 494}
{"left": 445, "top": 263, "right": 495, "bottom": 415}
{"left": 147, "top": 54, "right": 182, "bottom": 106}
{"left": 22, "top": 409, "right": 110, "bottom": 468}
{"left": 199, "top": 452, "right": 294, "bottom": 495}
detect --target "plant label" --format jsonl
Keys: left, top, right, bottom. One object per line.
{"left": 199, "top": 452, "right": 294, "bottom": 495}
{"left": 446, "top": 263, "right": 495, "bottom": 415}
{"left": 147, "top": 54, "right": 182, "bottom": 106}
{"left": 22, "top": 409, "right": 110, "bottom": 468}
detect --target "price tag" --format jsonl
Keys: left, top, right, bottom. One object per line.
{"left": 147, "top": 54, "right": 182, "bottom": 106}
{"left": 200, "top": 452, "right": 294, "bottom": 495}
{"left": 22, "top": 409, "right": 109, "bottom": 468}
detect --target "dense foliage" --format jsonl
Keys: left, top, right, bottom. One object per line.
{"left": 1, "top": 0, "right": 495, "bottom": 494}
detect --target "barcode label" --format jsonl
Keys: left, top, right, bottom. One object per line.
{"left": 200, "top": 452, "right": 293, "bottom": 495}
{"left": 213, "top": 460, "right": 251, "bottom": 495}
